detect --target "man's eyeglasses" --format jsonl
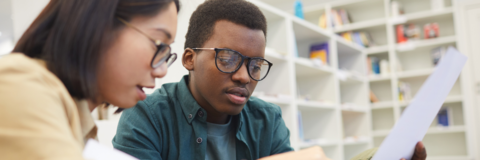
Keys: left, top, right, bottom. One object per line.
{"left": 191, "top": 48, "right": 273, "bottom": 81}
{"left": 117, "top": 18, "right": 177, "bottom": 69}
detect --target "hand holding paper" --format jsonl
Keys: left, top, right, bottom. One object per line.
{"left": 372, "top": 47, "right": 467, "bottom": 160}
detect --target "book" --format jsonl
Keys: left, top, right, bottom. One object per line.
{"left": 437, "top": 108, "right": 451, "bottom": 127}
{"left": 370, "top": 90, "right": 379, "bottom": 103}
{"left": 380, "top": 59, "right": 390, "bottom": 76}
{"left": 431, "top": 46, "right": 448, "bottom": 66}
{"left": 331, "top": 9, "right": 343, "bottom": 27}
{"left": 367, "top": 57, "right": 372, "bottom": 75}
{"left": 298, "top": 112, "right": 304, "bottom": 140}
{"left": 339, "top": 9, "right": 351, "bottom": 25}
{"left": 396, "top": 25, "right": 407, "bottom": 43}
{"left": 398, "top": 81, "right": 412, "bottom": 101}
{"left": 371, "top": 57, "right": 380, "bottom": 75}
{"left": 318, "top": 13, "right": 327, "bottom": 29}
{"left": 342, "top": 32, "right": 353, "bottom": 41}
{"left": 309, "top": 42, "right": 329, "bottom": 65}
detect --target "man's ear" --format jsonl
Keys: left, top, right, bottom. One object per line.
{"left": 182, "top": 48, "right": 195, "bottom": 71}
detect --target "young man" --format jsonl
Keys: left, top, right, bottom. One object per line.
{"left": 113, "top": 0, "right": 427, "bottom": 160}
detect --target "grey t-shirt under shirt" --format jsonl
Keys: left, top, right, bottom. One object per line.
{"left": 205, "top": 117, "right": 236, "bottom": 160}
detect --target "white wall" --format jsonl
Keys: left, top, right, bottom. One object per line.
{"left": 10, "top": 0, "right": 49, "bottom": 42}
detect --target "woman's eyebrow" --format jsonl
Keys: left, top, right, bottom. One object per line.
{"left": 156, "top": 28, "right": 172, "bottom": 40}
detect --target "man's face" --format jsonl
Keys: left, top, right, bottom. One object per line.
{"left": 188, "top": 20, "right": 266, "bottom": 116}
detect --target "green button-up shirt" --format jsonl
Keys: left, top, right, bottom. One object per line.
{"left": 113, "top": 75, "right": 293, "bottom": 160}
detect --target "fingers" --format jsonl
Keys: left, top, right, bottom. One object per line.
{"left": 412, "top": 141, "right": 427, "bottom": 160}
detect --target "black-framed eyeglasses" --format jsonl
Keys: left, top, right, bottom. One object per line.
{"left": 117, "top": 18, "right": 177, "bottom": 69}
{"left": 191, "top": 48, "right": 273, "bottom": 81}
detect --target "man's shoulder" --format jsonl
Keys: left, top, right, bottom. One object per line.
{"left": 142, "top": 82, "right": 179, "bottom": 107}
{"left": 123, "top": 82, "right": 180, "bottom": 117}
{"left": 245, "top": 97, "right": 282, "bottom": 115}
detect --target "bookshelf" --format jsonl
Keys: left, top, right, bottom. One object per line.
{"left": 254, "top": 0, "right": 474, "bottom": 159}
{"left": 248, "top": 1, "right": 372, "bottom": 160}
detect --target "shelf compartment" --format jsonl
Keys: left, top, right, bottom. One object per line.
{"left": 298, "top": 108, "right": 340, "bottom": 143}
{"left": 294, "top": 58, "right": 333, "bottom": 77}
{"left": 391, "top": 7, "right": 454, "bottom": 25}
{"left": 369, "top": 75, "right": 391, "bottom": 82}
{"left": 366, "top": 45, "right": 389, "bottom": 55}
{"left": 393, "top": 0, "right": 452, "bottom": 16}
{"left": 334, "top": 18, "right": 386, "bottom": 33}
{"left": 423, "top": 132, "right": 468, "bottom": 157}
{"left": 342, "top": 111, "right": 369, "bottom": 139}
{"left": 254, "top": 96, "right": 291, "bottom": 106}
{"left": 296, "top": 73, "right": 337, "bottom": 105}
{"left": 331, "top": 0, "right": 386, "bottom": 23}
{"left": 297, "top": 100, "right": 336, "bottom": 110}
{"left": 396, "top": 35, "right": 457, "bottom": 52}
{"left": 292, "top": 18, "right": 331, "bottom": 60}
{"left": 256, "top": 52, "right": 293, "bottom": 96}
{"left": 340, "top": 82, "right": 369, "bottom": 108}
{"left": 397, "top": 68, "right": 434, "bottom": 79}
{"left": 372, "top": 108, "right": 395, "bottom": 131}
{"left": 371, "top": 101, "right": 394, "bottom": 109}
{"left": 370, "top": 80, "right": 393, "bottom": 103}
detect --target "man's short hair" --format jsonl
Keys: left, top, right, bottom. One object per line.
{"left": 184, "top": 0, "right": 267, "bottom": 49}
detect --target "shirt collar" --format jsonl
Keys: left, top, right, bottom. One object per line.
{"left": 176, "top": 75, "right": 205, "bottom": 124}
{"left": 74, "top": 99, "right": 98, "bottom": 143}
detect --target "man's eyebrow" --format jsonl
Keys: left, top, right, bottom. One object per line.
{"left": 156, "top": 28, "right": 172, "bottom": 40}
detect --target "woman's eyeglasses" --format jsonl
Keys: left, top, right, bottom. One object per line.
{"left": 117, "top": 18, "right": 177, "bottom": 69}
{"left": 191, "top": 48, "right": 273, "bottom": 81}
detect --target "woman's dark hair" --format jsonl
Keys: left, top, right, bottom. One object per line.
{"left": 13, "top": 0, "right": 180, "bottom": 101}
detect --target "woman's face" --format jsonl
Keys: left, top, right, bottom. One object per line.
{"left": 97, "top": 2, "right": 178, "bottom": 108}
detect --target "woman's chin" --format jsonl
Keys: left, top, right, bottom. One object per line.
{"left": 110, "top": 99, "right": 139, "bottom": 109}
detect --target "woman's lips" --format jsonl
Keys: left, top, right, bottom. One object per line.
{"left": 136, "top": 86, "right": 147, "bottom": 100}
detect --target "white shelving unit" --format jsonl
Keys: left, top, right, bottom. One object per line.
{"left": 254, "top": 0, "right": 474, "bottom": 160}
{"left": 249, "top": 1, "right": 372, "bottom": 160}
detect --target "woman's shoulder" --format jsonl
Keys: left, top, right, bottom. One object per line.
{"left": 0, "top": 53, "right": 62, "bottom": 87}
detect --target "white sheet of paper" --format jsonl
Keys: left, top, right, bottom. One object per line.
{"left": 83, "top": 139, "right": 138, "bottom": 160}
{"left": 372, "top": 47, "right": 467, "bottom": 160}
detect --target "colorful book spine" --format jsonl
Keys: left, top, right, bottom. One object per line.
{"left": 318, "top": 13, "right": 327, "bottom": 29}
{"left": 298, "top": 112, "right": 304, "bottom": 140}
{"left": 396, "top": 25, "right": 407, "bottom": 43}
{"left": 309, "top": 42, "right": 329, "bottom": 65}
{"left": 437, "top": 108, "right": 450, "bottom": 127}
{"left": 371, "top": 57, "right": 380, "bottom": 75}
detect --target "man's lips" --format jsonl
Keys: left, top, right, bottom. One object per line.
{"left": 225, "top": 87, "right": 249, "bottom": 105}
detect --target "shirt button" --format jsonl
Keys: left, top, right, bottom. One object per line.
{"left": 196, "top": 137, "right": 203, "bottom": 143}
{"left": 198, "top": 110, "right": 204, "bottom": 117}
{"left": 188, "top": 114, "right": 192, "bottom": 119}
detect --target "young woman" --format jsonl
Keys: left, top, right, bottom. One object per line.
{"left": 0, "top": 0, "right": 179, "bottom": 159}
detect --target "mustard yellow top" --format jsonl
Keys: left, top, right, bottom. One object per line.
{"left": 0, "top": 53, "right": 97, "bottom": 160}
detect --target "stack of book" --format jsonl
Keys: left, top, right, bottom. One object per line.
{"left": 398, "top": 81, "right": 412, "bottom": 102}
{"left": 318, "top": 9, "right": 351, "bottom": 28}
{"left": 340, "top": 32, "right": 375, "bottom": 47}
{"left": 367, "top": 57, "right": 390, "bottom": 76}
{"left": 309, "top": 42, "right": 329, "bottom": 66}
{"left": 431, "top": 46, "right": 449, "bottom": 66}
